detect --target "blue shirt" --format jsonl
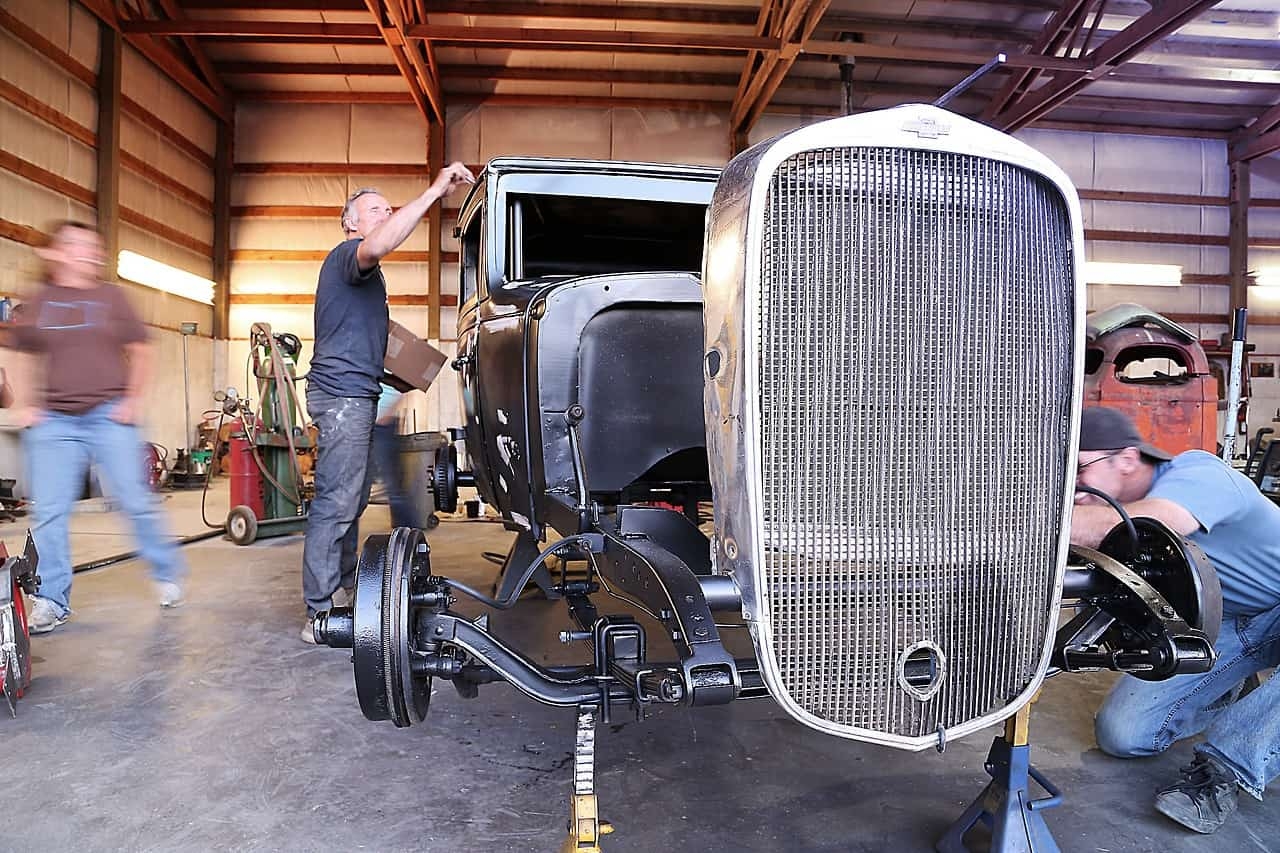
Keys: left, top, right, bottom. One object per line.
{"left": 308, "top": 238, "right": 387, "bottom": 398}
{"left": 1148, "top": 450, "right": 1280, "bottom": 616}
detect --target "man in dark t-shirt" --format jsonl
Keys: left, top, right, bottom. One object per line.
{"left": 5, "top": 221, "right": 187, "bottom": 633}
{"left": 301, "top": 163, "right": 473, "bottom": 642}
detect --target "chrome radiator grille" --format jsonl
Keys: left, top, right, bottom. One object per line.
{"left": 757, "top": 147, "right": 1075, "bottom": 739}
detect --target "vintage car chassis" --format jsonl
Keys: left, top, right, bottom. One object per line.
{"left": 316, "top": 512, "right": 1219, "bottom": 727}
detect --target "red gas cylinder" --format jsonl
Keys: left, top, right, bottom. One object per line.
{"left": 227, "top": 433, "right": 265, "bottom": 520}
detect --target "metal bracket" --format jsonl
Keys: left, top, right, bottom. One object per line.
{"left": 593, "top": 516, "right": 740, "bottom": 705}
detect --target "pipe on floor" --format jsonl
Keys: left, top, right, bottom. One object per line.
{"left": 72, "top": 528, "right": 226, "bottom": 574}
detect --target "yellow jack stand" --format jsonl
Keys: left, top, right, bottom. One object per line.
{"left": 560, "top": 705, "right": 614, "bottom": 852}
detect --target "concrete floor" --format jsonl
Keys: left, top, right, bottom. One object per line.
{"left": 3, "top": 484, "right": 1276, "bottom": 852}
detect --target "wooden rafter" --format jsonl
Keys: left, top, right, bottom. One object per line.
{"left": 981, "top": 0, "right": 1096, "bottom": 122}
{"left": 406, "top": 24, "right": 778, "bottom": 52}
{"left": 183, "top": 0, "right": 363, "bottom": 7}
{"left": 803, "top": 40, "right": 1087, "bottom": 72}
{"left": 732, "top": 0, "right": 831, "bottom": 148}
{"left": 76, "top": 0, "right": 232, "bottom": 121}
{"left": 362, "top": 0, "right": 443, "bottom": 125}
{"left": 988, "top": 0, "right": 1223, "bottom": 132}
{"left": 219, "top": 62, "right": 400, "bottom": 76}
{"left": 152, "top": 0, "right": 230, "bottom": 100}
{"left": 429, "top": 2, "right": 758, "bottom": 26}
{"left": 119, "top": 20, "right": 382, "bottom": 38}
{"left": 1232, "top": 100, "right": 1280, "bottom": 162}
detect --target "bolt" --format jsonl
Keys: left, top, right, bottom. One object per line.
{"left": 694, "top": 627, "right": 709, "bottom": 638}
{"left": 417, "top": 543, "right": 428, "bottom": 554}
{"left": 684, "top": 595, "right": 695, "bottom": 604}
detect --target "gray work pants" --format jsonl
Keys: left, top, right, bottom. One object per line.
{"left": 302, "top": 390, "right": 375, "bottom": 616}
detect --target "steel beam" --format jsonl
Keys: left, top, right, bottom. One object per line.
{"left": 990, "top": 0, "right": 1224, "bottom": 132}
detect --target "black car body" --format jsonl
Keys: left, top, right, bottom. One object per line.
{"left": 441, "top": 158, "right": 724, "bottom": 599}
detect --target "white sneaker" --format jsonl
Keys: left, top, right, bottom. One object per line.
{"left": 301, "top": 618, "right": 317, "bottom": 645}
{"left": 156, "top": 581, "right": 184, "bottom": 609}
{"left": 26, "top": 596, "right": 69, "bottom": 634}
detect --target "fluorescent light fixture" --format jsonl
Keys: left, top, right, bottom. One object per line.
{"left": 117, "top": 251, "right": 215, "bottom": 305}
{"left": 1084, "top": 261, "right": 1182, "bottom": 287}
{"left": 1253, "top": 268, "right": 1280, "bottom": 289}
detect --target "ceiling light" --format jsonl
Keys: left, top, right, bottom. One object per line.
{"left": 1084, "top": 261, "right": 1182, "bottom": 287}
{"left": 117, "top": 251, "right": 215, "bottom": 305}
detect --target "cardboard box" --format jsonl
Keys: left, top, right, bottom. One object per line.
{"left": 384, "top": 320, "right": 448, "bottom": 392}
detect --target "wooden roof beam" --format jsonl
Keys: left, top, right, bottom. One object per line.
{"left": 152, "top": 0, "right": 230, "bottom": 101}
{"left": 821, "top": 10, "right": 1280, "bottom": 65}
{"left": 803, "top": 40, "right": 1089, "bottom": 72}
{"left": 731, "top": 0, "right": 832, "bottom": 143}
{"left": 219, "top": 62, "right": 400, "bottom": 76}
{"left": 1232, "top": 99, "right": 1280, "bottom": 162}
{"left": 360, "top": 0, "right": 438, "bottom": 125}
{"left": 405, "top": 24, "right": 779, "bottom": 52}
{"left": 77, "top": 0, "right": 232, "bottom": 121}
{"left": 981, "top": 0, "right": 1096, "bottom": 122}
{"left": 429, "top": 2, "right": 757, "bottom": 26}
{"left": 238, "top": 91, "right": 415, "bottom": 103}
{"left": 1234, "top": 126, "right": 1280, "bottom": 162}
{"left": 443, "top": 65, "right": 741, "bottom": 87}
{"left": 184, "top": 0, "right": 364, "bottom": 7}
{"left": 989, "top": 0, "right": 1225, "bottom": 132}
{"left": 119, "top": 20, "right": 382, "bottom": 38}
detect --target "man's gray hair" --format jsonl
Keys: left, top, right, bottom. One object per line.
{"left": 341, "top": 187, "right": 382, "bottom": 234}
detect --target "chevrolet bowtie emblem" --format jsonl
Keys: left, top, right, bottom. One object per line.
{"left": 903, "top": 117, "right": 951, "bottom": 139}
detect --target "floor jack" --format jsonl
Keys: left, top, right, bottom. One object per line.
{"left": 561, "top": 704, "right": 613, "bottom": 853}
{"left": 0, "top": 533, "right": 39, "bottom": 717}
{"left": 936, "top": 702, "right": 1063, "bottom": 853}
{"left": 223, "top": 323, "right": 313, "bottom": 546}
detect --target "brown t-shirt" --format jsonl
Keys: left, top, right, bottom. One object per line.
{"left": 8, "top": 281, "right": 149, "bottom": 414}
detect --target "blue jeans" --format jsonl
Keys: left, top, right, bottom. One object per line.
{"left": 302, "top": 391, "right": 375, "bottom": 616}
{"left": 1095, "top": 601, "right": 1280, "bottom": 799}
{"left": 372, "top": 421, "right": 420, "bottom": 530}
{"left": 23, "top": 400, "right": 186, "bottom": 615}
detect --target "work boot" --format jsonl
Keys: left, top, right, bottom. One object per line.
{"left": 1155, "top": 752, "right": 1239, "bottom": 833}
{"left": 156, "top": 581, "right": 185, "bottom": 609}
{"left": 26, "top": 596, "right": 69, "bottom": 634}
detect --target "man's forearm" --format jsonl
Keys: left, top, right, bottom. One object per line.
{"left": 1070, "top": 497, "right": 1200, "bottom": 548}
{"left": 1069, "top": 504, "right": 1124, "bottom": 548}
{"left": 359, "top": 188, "right": 441, "bottom": 265}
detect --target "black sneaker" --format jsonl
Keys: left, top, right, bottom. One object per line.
{"left": 1154, "top": 753, "right": 1239, "bottom": 833}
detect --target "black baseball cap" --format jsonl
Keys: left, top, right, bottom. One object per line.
{"left": 1079, "top": 406, "right": 1173, "bottom": 462}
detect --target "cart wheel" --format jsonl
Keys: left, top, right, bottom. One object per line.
{"left": 227, "top": 505, "right": 259, "bottom": 546}
{"left": 425, "top": 513, "right": 440, "bottom": 530}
